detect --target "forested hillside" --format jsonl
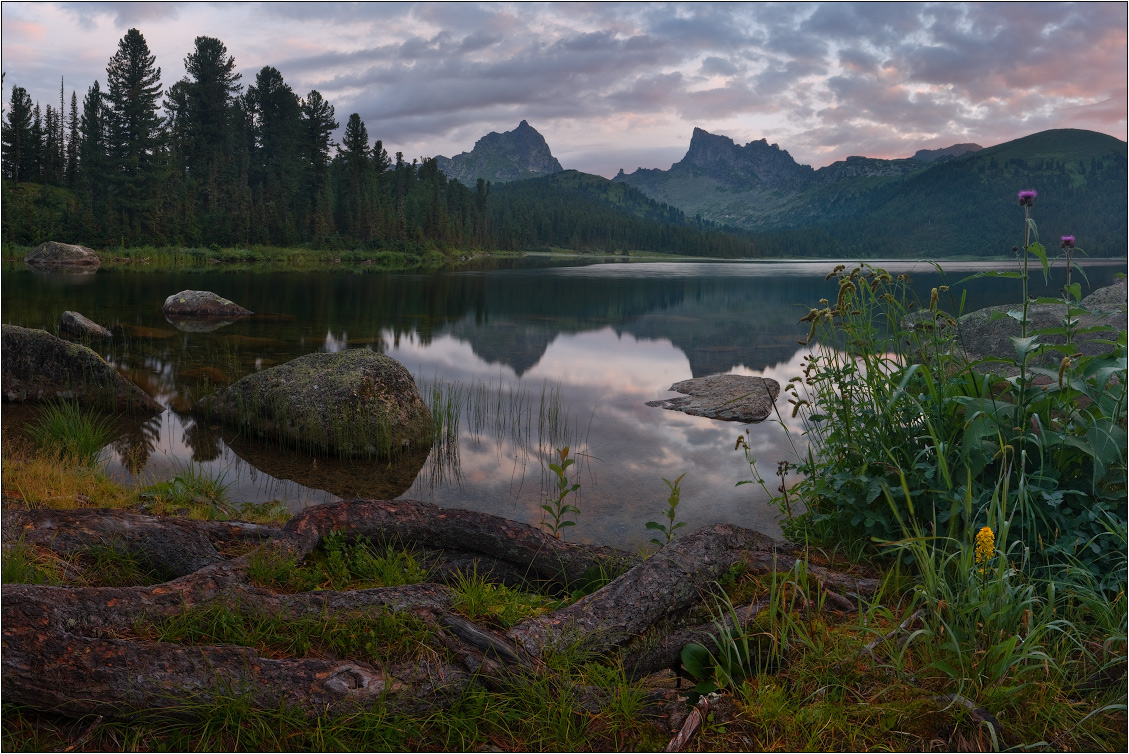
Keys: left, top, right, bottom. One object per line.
{"left": 0, "top": 30, "right": 750, "bottom": 258}
{"left": 487, "top": 171, "right": 753, "bottom": 257}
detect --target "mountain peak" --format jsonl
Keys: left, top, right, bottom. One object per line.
{"left": 679, "top": 127, "right": 813, "bottom": 191}
{"left": 436, "top": 121, "right": 564, "bottom": 186}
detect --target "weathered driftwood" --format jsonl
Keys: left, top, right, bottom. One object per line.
{"left": 2, "top": 498, "right": 874, "bottom": 725}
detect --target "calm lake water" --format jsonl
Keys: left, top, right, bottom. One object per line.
{"left": 3, "top": 256, "right": 1124, "bottom": 549}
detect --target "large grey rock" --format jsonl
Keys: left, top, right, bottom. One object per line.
{"left": 25, "top": 242, "right": 101, "bottom": 269}
{"left": 196, "top": 349, "right": 433, "bottom": 458}
{"left": 646, "top": 374, "right": 780, "bottom": 422}
{"left": 1, "top": 325, "right": 160, "bottom": 413}
{"left": 957, "top": 281, "right": 1127, "bottom": 373}
{"left": 162, "top": 290, "right": 252, "bottom": 319}
{"left": 59, "top": 311, "right": 112, "bottom": 340}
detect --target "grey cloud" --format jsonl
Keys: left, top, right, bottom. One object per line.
{"left": 60, "top": 1, "right": 180, "bottom": 29}
{"left": 700, "top": 56, "right": 741, "bottom": 77}
{"left": 457, "top": 29, "right": 502, "bottom": 54}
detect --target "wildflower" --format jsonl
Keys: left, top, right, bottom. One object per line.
{"left": 1057, "top": 356, "right": 1071, "bottom": 389}
{"left": 836, "top": 279, "right": 856, "bottom": 312}
{"left": 929, "top": 287, "right": 939, "bottom": 312}
{"left": 975, "top": 526, "right": 995, "bottom": 571}
{"left": 1017, "top": 189, "right": 1037, "bottom": 206}
{"left": 1060, "top": 235, "right": 1075, "bottom": 249}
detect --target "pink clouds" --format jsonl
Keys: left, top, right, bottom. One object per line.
{"left": 0, "top": 2, "right": 1124, "bottom": 175}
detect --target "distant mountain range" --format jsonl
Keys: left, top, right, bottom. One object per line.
{"left": 436, "top": 123, "right": 1127, "bottom": 257}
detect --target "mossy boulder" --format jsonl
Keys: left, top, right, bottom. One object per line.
{"left": 196, "top": 349, "right": 434, "bottom": 458}
{"left": 162, "top": 290, "right": 252, "bottom": 318}
{"left": 25, "top": 241, "right": 101, "bottom": 269}
{"left": 1, "top": 325, "right": 160, "bottom": 413}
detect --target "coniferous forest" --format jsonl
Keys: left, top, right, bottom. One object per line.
{"left": 1, "top": 29, "right": 753, "bottom": 258}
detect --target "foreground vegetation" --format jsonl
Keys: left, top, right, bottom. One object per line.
{"left": 3, "top": 429, "right": 1124, "bottom": 751}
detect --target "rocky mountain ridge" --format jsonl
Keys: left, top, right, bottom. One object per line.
{"left": 435, "top": 120, "right": 563, "bottom": 186}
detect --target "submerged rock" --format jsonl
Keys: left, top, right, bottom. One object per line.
{"left": 162, "top": 290, "right": 252, "bottom": 319}
{"left": 1, "top": 325, "right": 160, "bottom": 413}
{"left": 59, "top": 311, "right": 112, "bottom": 340}
{"left": 646, "top": 374, "right": 780, "bottom": 422}
{"left": 195, "top": 348, "right": 433, "bottom": 458}
{"left": 25, "top": 241, "right": 101, "bottom": 270}
{"left": 957, "top": 281, "right": 1128, "bottom": 373}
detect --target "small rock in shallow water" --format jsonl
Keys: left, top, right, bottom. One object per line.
{"left": 646, "top": 374, "right": 780, "bottom": 422}
{"left": 59, "top": 311, "right": 112, "bottom": 340}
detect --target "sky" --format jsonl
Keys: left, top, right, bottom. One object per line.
{"left": 2, "top": 1, "right": 1126, "bottom": 177}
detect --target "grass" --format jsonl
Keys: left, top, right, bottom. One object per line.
{"left": 4, "top": 243, "right": 524, "bottom": 274}
{"left": 247, "top": 532, "right": 429, "bottom": 593}
{"left": 24, "top": 401, "right": 115, "bottom": 466}
{"left": 130, "top": 602, "right": 439, "bottom": 665}
{"left": 139, "top": 463, "right": 236, "bottom": 518}
{"left": 450, "top": 564, "right": 562, "bottom": 628}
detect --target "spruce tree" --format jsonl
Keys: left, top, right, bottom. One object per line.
{"left": 66, "top": 91, "right": 80, "bottom": 187}
{"left": 1, "top": 86, "right": 35, "bottom": 182}
{"left": 104, "top": 27, "right": 164, "bottom": 234}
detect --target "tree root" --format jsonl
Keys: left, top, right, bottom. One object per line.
{"left": 2, "top": 499, "right": 875, "bottom": 724}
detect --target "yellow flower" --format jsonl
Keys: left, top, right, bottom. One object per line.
{"left": 975, "top": 526, "right": 995, "bottom": 569}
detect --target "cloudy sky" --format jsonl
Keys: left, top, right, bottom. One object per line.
{"left": 2, "top": 2, "right": 1125, "bottom": 176}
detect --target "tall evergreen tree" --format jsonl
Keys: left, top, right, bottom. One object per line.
{"left": 66, "top": 91, "right": 80, "bottom": 187}
{"left": 338, "top": 113, "right": 371, "bottom": 238}
{"left": 1, "top": 85, "right": 35, "bottom": 182}
{"left": 178, "top": 35, "right": 241, "bottom": 216}
{"left": 77, "top": 80, "right": 111, "bottom": 238}
{"left": 43, "top": 105, "right": 63, "bottom": 184}
{"left": 243, "top": 66, "right": 302, "bottom": 243}
{"left": 104, "top": 27, "right": 164, "bottom": 232}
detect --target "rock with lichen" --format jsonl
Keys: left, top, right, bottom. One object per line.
{"left": 162, "top": 290, "right": 252, "bottom": 319}
{"left": 956, "top": 281, "right": 1127, "bottom": 373}
{"left": 59, "top": 311, "right": 112, "bottom": 340}
{"left": 195, "top": 349, "right": 433, "bottom": 458}
{"left": 1, "top": 325, "right": 160, "bottom": 412}
{"left": 646, "top": 374, "right": 780, "bottom": 422}
{"left": 25, "top": 242, "right": 101, "bottom": 269}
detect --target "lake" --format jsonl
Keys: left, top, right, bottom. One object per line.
{"left": 3, "top": 256, "right": 1123, "bottom": 549}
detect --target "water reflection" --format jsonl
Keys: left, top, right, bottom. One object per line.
{"left": 3, "top": 259, "right": 1124, "bottom": 549}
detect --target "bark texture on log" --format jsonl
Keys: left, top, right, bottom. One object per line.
{"left": 2, "top": 498, "right": 870, "bottom": 724}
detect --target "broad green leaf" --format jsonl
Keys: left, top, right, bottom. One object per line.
{"left": 1010, "top": 335, "right": 1040, "bottom": 362}
{"left": 681, "top": 642, "right": 714, "bottom": 680}
{"left": 1026, "top": 241, "right": 1049, "bottom": 280}
{"left": 957, "top": 271, "right": 1023, "bottom": 284}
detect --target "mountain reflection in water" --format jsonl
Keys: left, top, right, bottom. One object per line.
{"left": 3, "top": 258, "right": 1123, "bottom": 549}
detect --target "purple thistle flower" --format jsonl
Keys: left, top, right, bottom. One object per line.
{"left": 1018, "top": 190, "right": 1037, "bottom": 206}
{"left": 1061, "top": 235, "right": 1075, "bottom": 249}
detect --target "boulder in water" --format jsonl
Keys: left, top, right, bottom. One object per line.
{"left": 162, "top": 291, "right": 252, "bottom": 319}
{"left": 646, "top": 374, "right": 780, "bottom": 422}
{"left": 196, "top": 348, "right": 433, "bottom": 458}
{"left": 1, "top": 325, "right": 160, "bottom": 413}
{"left": 59, "top": 311, "right": 112, "bottom": 340}
{"left": 25, "top": 242, "right": 101, "bottom": 270}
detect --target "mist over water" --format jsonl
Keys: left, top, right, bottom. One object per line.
{"left": 4, "top": 258, "right": 1122, "bottom": 549}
